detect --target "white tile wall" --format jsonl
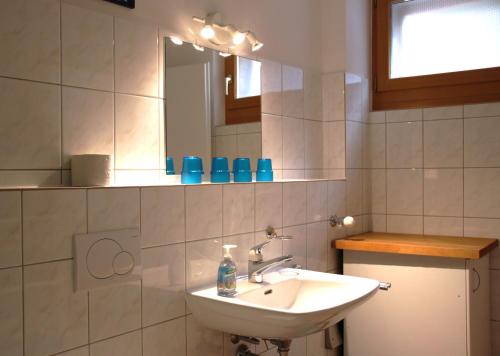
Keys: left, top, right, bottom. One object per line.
{"left": 0, "top": 180, "right": 349, "bottom": 356}
{"left": 141, "top": 186, "right": 185, "bottom": 247}
{"left": 114, "top": 17, "right": 158, "bottom": 97}
{"left": 386, "top": 121, "right": 423, "bottom": 168}
{"left": 367, "top": 102, "right": 500, "bottom": 355}
{"left": 260, "top": 60, "right": 329, "bottom": 179}
{"left": 423, "top": 119, "right": 463, "bottom": 168}
{"left": 24, "top": 260, "right": 88, "bottom": 356}
{"left": 0, "top": 267, "right": 23, "bottom": 356}
{"left": 0, "top": 191, "right": 22, "bottom": 268}
{"left": 23, "top": 189, "right": 87, "bottom": 264}
{"left": 0, "top": 78, "right": 61, "bottom": 170}
{"left": 0, "top": 0, "right": 61, "bottom": 83}
{"left": 62, "top": 87, "right": 114, "bottom": 169}
{"left": 0, "top": 3, "right": 165, "bottom": 187}
{"left": 0, "top": 3, "right": 358, "bottom": 356}
{"left": 213, "top": 123, "right": 262, "bottom": 172}
{"left": 61, "top": 4, "right": 114, "bottom": 91}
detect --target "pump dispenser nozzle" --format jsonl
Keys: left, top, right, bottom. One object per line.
{"left": 223, "top": 244, "right": 237, "bottom": 258}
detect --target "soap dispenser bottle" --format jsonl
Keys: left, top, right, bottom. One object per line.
{"left": 217, "top": 244, "right": 237, "bottom": 297}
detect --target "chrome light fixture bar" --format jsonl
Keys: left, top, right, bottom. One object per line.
{"left": 192, "top": 13, "right": 263, "bottom": 52}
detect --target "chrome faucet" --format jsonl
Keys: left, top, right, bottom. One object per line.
{"left": 248, "top": 227, "right": 293, "bottom": 283}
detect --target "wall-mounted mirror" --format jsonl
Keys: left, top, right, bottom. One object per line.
{"left": 164, "top": 39, "right": 262, "bottom": 174}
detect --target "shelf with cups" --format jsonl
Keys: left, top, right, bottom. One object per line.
{"left": 166, "top": 156, "right": 275, "bottom": 184}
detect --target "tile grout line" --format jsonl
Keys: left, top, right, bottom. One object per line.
{"left": 86, "top": 188, "right": 90, "bottom": 346}
{"left": 384, "top": 111, "right": 388, "bottom": 232}
{"left": 183, "top": 185, "right": 188, "bottom": 354}
{"left": 462, "top": 105, "right": 465, "bottom": 237}
{"left": 138, "top": 187, "right": 143, "bottom": 356}
{"left": 156, "top": 27, "right": 161, "bottom": 176}
{"left": 421, "top": 109, "right": 425, "bottom": 234}
{"left": 21, "top": 191, "right": 25, "bottom": 356}
{"left": 59, "top": 0, "right": 64, "bottom": 184}
{"left": 112, "top": 16, "right": 117, "bottom": 180}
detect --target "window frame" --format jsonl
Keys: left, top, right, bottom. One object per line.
{"left": 224, "top": 55, "right": 261, "bottom": 125}
{"left": 373, "top": 0, "right": 500, "bottom": 110}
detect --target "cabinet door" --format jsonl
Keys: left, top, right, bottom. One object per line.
{"left": 344, "top": 251, "right": 467, "bottom": 356}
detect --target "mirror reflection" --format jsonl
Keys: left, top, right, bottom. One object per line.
{"left": 164, "top": 39, "right": 262, "bottom": 174}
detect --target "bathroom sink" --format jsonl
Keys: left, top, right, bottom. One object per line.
{"left": 186, "top": 268, "right": 379, "bottom": 339}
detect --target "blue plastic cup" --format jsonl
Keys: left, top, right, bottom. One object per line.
{"left": 211, "top": 157, "right": 230, "bottom": 183}
{"left": 166, "top": 156, "right": 175, "bottom": 175}
{"left": 181, "top": 156, "right": 204, "bottom": 184}
{"left": 256, "top": 158, "right": 273, "bottom": 182}
{"left": 233, "top": 157, "right": 252, "bottom": 182}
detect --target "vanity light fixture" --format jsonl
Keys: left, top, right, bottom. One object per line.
{"left": 225, "top": 25, "right": 247, "bottom": 45}
{"left": 218, "top": 51, "right": 231, "bottom": 57}
{"left": 247, "top": 32, "right": 263, "bottom": 52}
{"left": 200, "top": 24, "right": 215, "bottom": 39}
{"left": 329, "top": 215, "right": 355, "bottom": 228}
{"left": 169, "top": 36, "right": 183, "bottom": 45}
{"left": 195, "top": 12, "right": 220, "bottom": 40}
{"left": 192, "top": 13, "right": 263, "bottom": 52}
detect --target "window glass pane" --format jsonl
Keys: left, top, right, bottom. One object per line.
{"left": 390, "top": 0, "right": 500, "bottom": 79}
{"left": 236, "top": 57, "right": 261, "bottom": 98}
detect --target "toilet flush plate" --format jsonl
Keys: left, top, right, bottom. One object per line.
{"left": 73, "top": 229, "right": 141, "bottom": 291}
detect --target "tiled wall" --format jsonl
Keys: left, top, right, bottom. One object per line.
{"left": 366, "top": 101, "right": 500, "bottom": 354}
{"left": 0, "top": 1, "right": 166, "bottom": 187}
{"left": 0, "top": 2, "right": 366, "bottom": 356}
{"left": 0, "top": 1, "right": 339, "bottom": 189}
{"left": 0, "top": 180, "right": 350, "bottom": 356}
{"left": 261, "top": 62, "right": 327, "bottom": 180}
{"left": 212, "top": 123, "right": 262, "bottom": 172}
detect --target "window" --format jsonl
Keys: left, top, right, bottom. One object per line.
{"left": 373, "top": 0, "right": 500, "bottom": 110}
{"left": 225, "top": 55, "right": 261, "bottom": 125}
{"left": 236, "top": 56, "right": 261, "bottom": 98}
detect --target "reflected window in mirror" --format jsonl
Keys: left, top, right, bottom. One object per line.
{"left": 225, "top": 55, "right": 262, "bottom": 125}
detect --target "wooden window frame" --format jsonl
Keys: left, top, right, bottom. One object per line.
{"left": 373, "top": 0, "right": 500, "bottom": 111}
{"left": 224, "top": 55, "right": 261, "bottom": 125}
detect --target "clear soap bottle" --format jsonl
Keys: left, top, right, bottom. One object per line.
{"left": 217, "top": 244, "right": 237, "bottom": 297}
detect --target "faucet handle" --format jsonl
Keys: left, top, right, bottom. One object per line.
{"left": 248, "top": 240, "right": 271, "bottom": 262}
{"left": 265, "top": 226, "right": 293, "bottom": 240}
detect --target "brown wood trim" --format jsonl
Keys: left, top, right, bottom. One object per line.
{"left": 333, "top": 232, "right": 499, "bottom": 260}
{"left": 373, "top": 0, "right": 500, "bottom": 110}
{"left": 374, "top": 81, "right": 500, "bottom": 110}
{"left": 225, "top": 55, "right": 261, "bottom": 125}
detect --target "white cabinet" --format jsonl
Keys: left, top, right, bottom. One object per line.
{"left": 344, "top": 251, "right": 490, "bottom": 356}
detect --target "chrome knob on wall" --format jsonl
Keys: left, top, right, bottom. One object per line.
{"left": 265, "top": 226, "right": 293, "bottom": 240}
{"left": 329, "top": 215, "right": 355, "bottom": 228}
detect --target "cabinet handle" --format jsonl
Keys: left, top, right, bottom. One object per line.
{"left": 379, "top": 282, "right": 391, "bottom": 291}
{"left": 472, "top": 268, "right": 481, "bottom": 293}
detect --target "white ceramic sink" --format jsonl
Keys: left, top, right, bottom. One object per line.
{"left": 186, "top": 268, "right": 379, "bottom": 339}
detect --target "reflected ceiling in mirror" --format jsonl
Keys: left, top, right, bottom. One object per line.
{"left": 164, "top": 39, "right": 262, "bottom": 173}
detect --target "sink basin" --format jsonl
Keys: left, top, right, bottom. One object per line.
{"left": 186, "top": 268, "right": 379, "bottom": 339}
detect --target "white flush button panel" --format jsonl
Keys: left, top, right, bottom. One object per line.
{"left": 74, "top": 229, "right": 141, "bottom": 291}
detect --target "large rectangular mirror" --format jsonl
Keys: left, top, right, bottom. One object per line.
{"left": 164, "top": 39, "right": 262, "bottom": 174}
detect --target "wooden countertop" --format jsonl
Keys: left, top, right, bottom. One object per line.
{"left": 334, "top": 232, "right": 498, "bottom": 259}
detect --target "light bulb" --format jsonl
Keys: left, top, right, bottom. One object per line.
{"left": 200, "top": 25, "right": 215, "bottom": 39}
{"left": 218, "top": 51, "right": 231, "bottom": 57}
{"left": 252, "top": 41, "right": 263, "bottom": 52}
{"left": 343, "top": 216, "right": 355, "bottom": 226}
{"left": 232, "top": 31, "right": 246, "bottom": 45}
{"left": 247, "top": 32, "right": 263, "bottom": 52}
{"left": 192, "top": 43, "right": 205, "bottom": 51}
{"left": 169, "top": 36, "right": 183, "bottom": 45}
